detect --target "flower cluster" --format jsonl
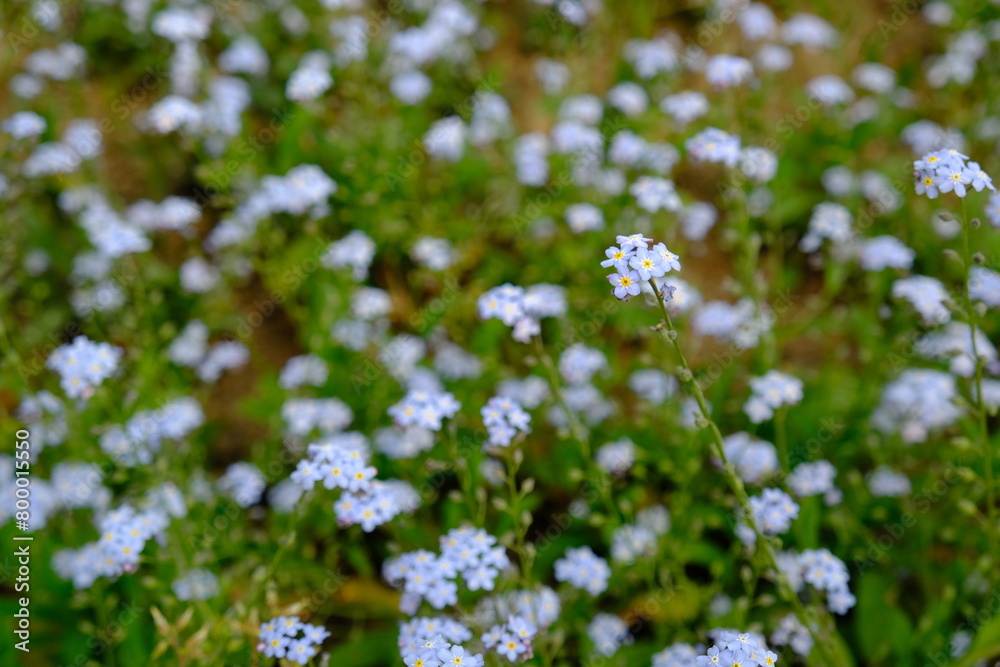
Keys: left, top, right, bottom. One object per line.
{"left": 553, "top": 546, "right": 611, "bottom": 596}
{"left": 384, "top": 527, "right": 510, "bottom": 612}
{"left": 282, "top": 397, "right": 354, "bottom": 436}
{"left": 721, "top": 432, "right": 778, "bottom": 485}
{"left": 629, "top": 176, "right": 682, "bottom": 213}
{"left": 195, "top": 341, "right": 250, "bottom": 383}
{"left": 739, "top": 488, "right": 800, "bottom": 544}
{"left": 481, "top": 615, "right": 538, "bottom": 663}
{"left": 692, "top": 298, "right": 772, "bottom": 349}
{"left": 868, "top": 465, "right": 912, "bottom": 497}
{"left": 686, "top": 127, "right": 741, "bottom": 167}
{"left": 206, "top": 165, "right": 338, "bottom": 251}
{"left": 257, "top": 616, "right": 330, "bottom": 664}
{"left": 279, "top": 354, "right": 329, "bottom": 390}
{"left": 53, "top": 504, "right": 169, "bottom": 588}
{"left": 652, "top": 642, "right": 699, "bottom": 667}
{"left": 914, "top": 149, "right": 994, "bottom": 199}
{"left": 291, "top": 435, "right": 418, "bottom": 532}
{"left": 743, "top": 371, "right": 804, "bottom": 423}
{"left": 892, "top": 275, "right": 951, "bottom": 324}
{"left": 100, "top": 398, "right": 204, "bottom": 466}
{"left": 697, "top": 630, "right": 778, "bottom": 666}
{"left": 628, "top": 368, "right": 678, "bottom": 405}
{"left": 398, "top": 617, "right": 480, "bottom": 666}
{"left": 322, "top": 230, "right": 376, "bottom": 281}
{"left": 389, "top": 389, "right": 461, "bottom": 431}
{"left": 588, "top": 614, "right": 632, "bottom": 657}
{"left": 798, "top": 549, "right": 856, "bottom": 614}
{"left": 770, "top": 613, "right": 813, "bottom": 656}
{"left": 15, "top": 391, "right": 67, "bottom": 453}
{"left": 477, "top": 283, "right": 568, "bottom": 343}
{"left": 800, "top": 202, "right": 852, "bottom": 253}
{"left": 481, "top": 396, "right": 531, "bottom": 447}
{"left": 46, "top": 336, "right": 122, "bottom": 399}
{"left": 172, "top": 568, "right": 220, "bottom": 601}
{"left": 610, "top": 522, "right": 659, "bottom": 564}
{"left": 872, "top": 369, "right": 961, "bottom": 443}
{"left": 595, "top": 438, "right": 636, "bottom": 475}
{"left": 787, "top": 460, "right": 839, "bottom": 500}
{"left": 601, "top": 234, "right": 680, "bottom": 301}
{"left": 916, "top": 323, "right": 996, "bottom": 378}
{"left": 217, "top": 462, "right": 266, "bottom": 507}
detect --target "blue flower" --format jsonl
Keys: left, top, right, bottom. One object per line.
{"left": 629, "top": 247, "right": 666, "bottom": 280}
{"left": 967, "top": 162, "right": 996, "bottom": 192}
{"left": 652, "top": 242, "right": 681, "bottom": 272}
{"left": 608, "top": 268, "right": 641, "bottom": 300}
{"left": 554, "top": 546, "right": 611, "bottom": 595}
{"left": 601, "top": 245, "right": 633, "bottom": 270}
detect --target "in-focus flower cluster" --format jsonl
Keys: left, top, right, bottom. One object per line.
{"left": 914, "top": 149, "right": 994, "bottom": 199}
{"left": 697, "top": 630, "right": 778, "bottom": 666}
{"left": 601, "top": 234, "right": 680, "bottom": 301}
{"left": 481, "top": 615, "right": 538, "bottom": 663}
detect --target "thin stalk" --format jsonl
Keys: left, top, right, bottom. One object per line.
{"left": 502, "top": 446, "right": 532, "bottom": 586}
{"left": 960, "top": 200, "right": 997, "bottom": 557}
{"left": 534, "top": 337, "right": 619, "bottom": 521}
{"left": 648, "top": 277, "right": 846, "bottom": 667}
{"left": 447, "top": 421, "right": 477, "bottom": 519}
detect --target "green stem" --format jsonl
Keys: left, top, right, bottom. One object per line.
{"left": 960, "top": 201, "right": 997, "bottom": 559}
{"left": 502, "top": 446, "right": 532, "bottom": 586}
{"left": 447, "top": 422, "right": 477, "bottom": 519}
{"left": 535, "top": 337, "right": 619, "bottom": 521}
{"left": 647, "top": 277, "right": 846, "bottom": 667}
